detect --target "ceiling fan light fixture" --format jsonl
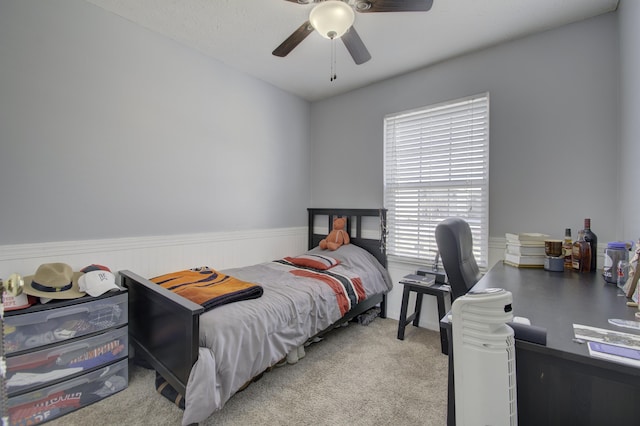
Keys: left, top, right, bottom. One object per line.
{"left": 309, "top": 1, "right": 355, "bottom": 40}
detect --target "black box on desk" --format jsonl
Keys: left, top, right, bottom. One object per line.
{"left": 416, "top": 267, "right": 447, "bottom": 284}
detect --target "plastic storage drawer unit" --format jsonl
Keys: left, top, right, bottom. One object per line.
{"left": 6, "top": 326, "right": 128, "bottom": 396}
{"left": 7, "top": 358, "right": 129, "bottom": 425}
{"left": 4, "top": 293, "right": 127, "bottom": 354}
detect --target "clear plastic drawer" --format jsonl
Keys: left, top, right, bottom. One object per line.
{"left": 8, "top": 359, "right": 128, "bottom": 426}
{"left": 4, "top": 293, "right": 127, "bottom": 354}
{"left": 6, "top": 326, "right": 128, "bottom": 396}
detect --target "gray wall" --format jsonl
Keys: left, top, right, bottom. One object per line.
{"left": 0, "top": 0, "right": 311, "bottom": 244}
{"left": 619, "top": 0, "right": 640, "bottom": 241}
{"left": 310, "top": 13, "right": 623, "bottom": 245}
{"left": 2, "top": 1, "right": 635, "bottom": 249}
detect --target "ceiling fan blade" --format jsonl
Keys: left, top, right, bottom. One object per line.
{"left": 341, "top": 26, "right": 371, "bottom": 65}
{"left": 272, "top": 21, "right": 314, "bottom": 57}
{"left": 282, "top": 0, "right": 321, "bottom": 3}
{"left": 355, "top": 0, "right": 433, "bottom": 13}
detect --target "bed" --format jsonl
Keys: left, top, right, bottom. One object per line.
{"left": 120, "top": 208, "right": 391, "bottom": 425}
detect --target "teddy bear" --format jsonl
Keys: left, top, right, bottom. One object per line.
{"left": 319, "top": 217, "right": 350, "bottom": 251}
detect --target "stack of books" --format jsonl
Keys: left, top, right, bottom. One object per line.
{"left": 504, "top": 232, "right": 549, "bottom": 268}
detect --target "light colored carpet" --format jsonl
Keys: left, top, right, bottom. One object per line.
{"left": 46, "top": 318, "right": 448, "bottom": 425}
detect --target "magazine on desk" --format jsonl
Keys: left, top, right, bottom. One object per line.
{"left": 574, "top": 323, "right": 640, "bottom": 367}
{"left": 587, "top": 341, "right": 640, "bottom": 367}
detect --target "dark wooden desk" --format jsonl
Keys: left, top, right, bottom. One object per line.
{"left": 442, "top": 262, "right": 640, "bottom": 426}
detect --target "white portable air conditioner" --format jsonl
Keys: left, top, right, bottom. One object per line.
{"left": 452, "top": 288, "right": 517, "bottom": 426}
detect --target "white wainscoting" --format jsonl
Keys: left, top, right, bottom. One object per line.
{"left": 0, "top": 227, "right": 308, "bottom": 281}
{"left": 2, "top": 232, "right": 604, "bottom": 333}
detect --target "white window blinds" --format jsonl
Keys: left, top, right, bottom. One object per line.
{"left": 384, "top": 93, "right": 489, "bottom": 268}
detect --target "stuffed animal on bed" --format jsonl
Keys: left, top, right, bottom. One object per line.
{"left": 319, "top": 217, "right": 350, "bottom": 251}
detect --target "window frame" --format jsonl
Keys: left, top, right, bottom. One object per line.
{"left": 383, "top": 92, "right": 490, "bottom": 269}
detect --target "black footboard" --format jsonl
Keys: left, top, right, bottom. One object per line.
{"left": 120, "top": 270, "right": 203, "bottom": 396}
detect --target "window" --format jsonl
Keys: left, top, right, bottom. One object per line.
{"left": 384, "top": 93, "right": 489, "bottom": 269}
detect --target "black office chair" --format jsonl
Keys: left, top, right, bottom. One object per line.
{"left": 435, "top": 217, "right": 482, "bottom": 301}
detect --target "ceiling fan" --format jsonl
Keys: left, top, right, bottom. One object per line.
{"left": 272, "top": 0, "right": 434, "bottom": 65}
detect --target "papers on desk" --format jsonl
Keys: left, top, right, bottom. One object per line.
{"left": 608, "top": 318, "right": 640, "bottom": 331}
{"left": 574, "top": 324, "right": 640, "bottom": 349}
{"left": 574, "top": 324, "right": 640, "bottom": 367}
{"left": 587, "top": 341, "right": 640, "bottom": 367}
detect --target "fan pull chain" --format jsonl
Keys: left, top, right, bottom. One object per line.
{"left": 330, "top": 37, "right": 337, "bottom": 82}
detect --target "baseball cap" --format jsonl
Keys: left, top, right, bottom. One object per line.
{"left": 81, "top": 264, "right": 111, "bottom": 273}
{"left": 78, "top": 270, "right": 120, "bottom": 297}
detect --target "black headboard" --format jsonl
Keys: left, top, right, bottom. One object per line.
{"left": 307, "top": 208, "right": 387, "bottom": 268}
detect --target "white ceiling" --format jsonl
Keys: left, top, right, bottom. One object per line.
{"left": 85, "top": 0, "right": 619, "bottom": 102}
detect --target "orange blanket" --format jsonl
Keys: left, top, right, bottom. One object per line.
{"left": 151, "top": 267, "right": 263, "bottom": 311}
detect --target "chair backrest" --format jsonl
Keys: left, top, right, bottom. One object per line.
{"left": 435, "top": 218, "right": 482, "bottom": 301}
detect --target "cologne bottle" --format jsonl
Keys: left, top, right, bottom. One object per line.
{"left": 563, "top": 228, "right": 572, "bottom": 269}
{"left": 583, "top": 218, "right": 598, "bottom": 272}
{"left": 572, "top": 229, "right": 591, "bottom": 272}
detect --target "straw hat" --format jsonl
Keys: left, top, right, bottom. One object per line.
{"left": 23, "top": 263, "right": 85, "bottom": 299}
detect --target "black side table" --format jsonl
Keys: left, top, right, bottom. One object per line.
{"left": 397, "top": 275, "right": 450, "bottom": 354}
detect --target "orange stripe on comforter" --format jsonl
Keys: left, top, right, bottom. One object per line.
{"left": 288, "top": 269, "right": 365, "bottom": 316}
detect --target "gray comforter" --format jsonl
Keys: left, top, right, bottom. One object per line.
{"left": 181, "top": 244, "right": 393, "bottom": 425}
